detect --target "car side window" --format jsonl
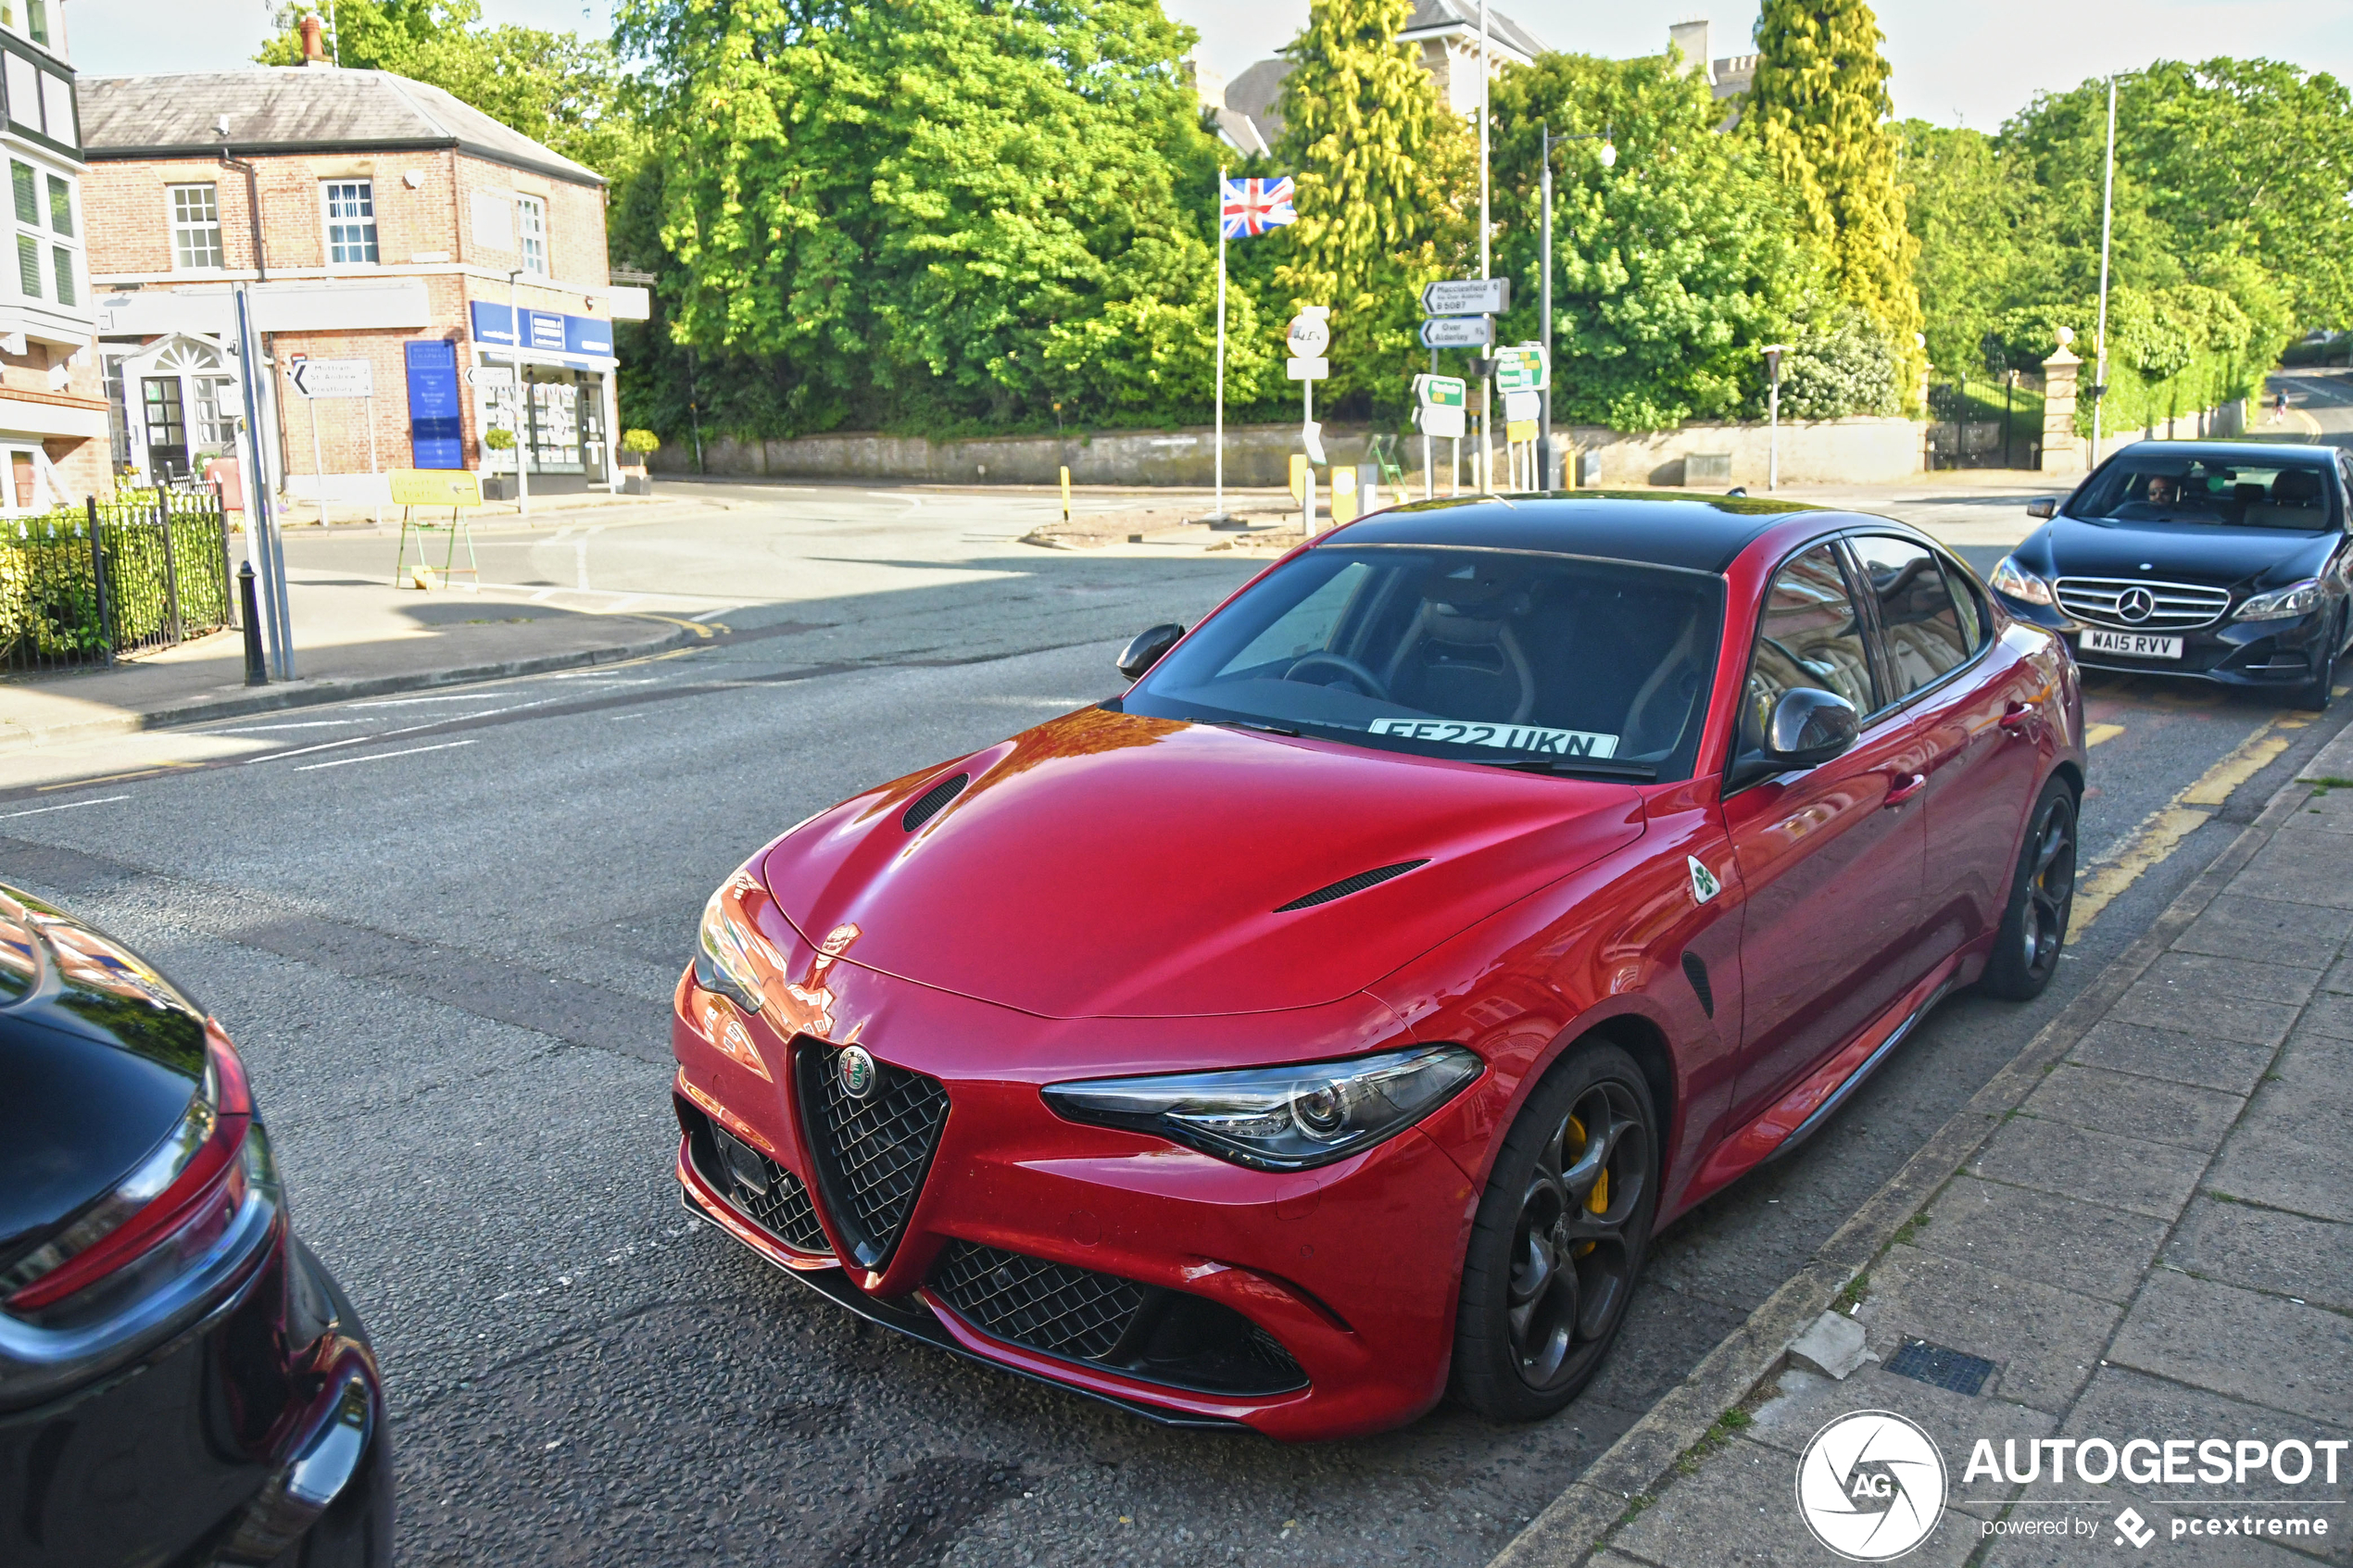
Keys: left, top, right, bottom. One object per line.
{"left": 1938, "top": 548, "right": 1986, "bottom": 651}
{"left": 1848, "top": 534, "right": 1972, "bottom": 699}
{"left": 1743, "top": 544, "right": 1877, "bottom": 752}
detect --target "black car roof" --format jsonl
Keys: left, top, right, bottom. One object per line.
{"left": 2111, "top": 440, "right": 2335, "bottom": 468}
{"left": 1328, "top": 492, "right": 1827, "bottom": 573}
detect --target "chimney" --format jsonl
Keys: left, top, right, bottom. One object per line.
{"left": 1668, "top": 19, "right": 1715, "bottom": 85}
{"left": 300, "top": 13, "right": 326, "bottom": 65}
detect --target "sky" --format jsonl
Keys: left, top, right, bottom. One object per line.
{"left": 60, "top": 0, "right": 2353, "bottom": 130}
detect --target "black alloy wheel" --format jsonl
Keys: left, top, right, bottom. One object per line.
{"left": 1982, "top": 778, "right": 2077, "bottom": 1000}
{"left": 1453, "top": 1044, "right": 1657, "bottom": 1422}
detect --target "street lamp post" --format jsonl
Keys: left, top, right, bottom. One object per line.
{"left": 1538, "top": 125, "right": 1615, "bottom": 492}
{"left": 2090, "top": 71, "right": 2141, "bottom": 470}
{"left": 1760, "top": 344, "right": 1789, "bottom": 491}
{"left": 1478, "top": 0, "right": 1491, "bottom": 494}
{"left": 509, "top": 268, "right": 531, "bottom": 520}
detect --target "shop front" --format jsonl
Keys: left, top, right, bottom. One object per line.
{"left": 466, "top": 301, "right": 619, "bottom": 493}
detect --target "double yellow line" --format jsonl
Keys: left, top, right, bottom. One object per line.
{"left": 2073, "top": 720, "right": 2289, "bottom": 932}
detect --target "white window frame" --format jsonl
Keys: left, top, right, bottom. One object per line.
{"left": 169, "top": 182, "right": 224, "bottom": 271}
{"left": 516, "top": 194, "right": 547, "bottom": 277}
{"left": 7, "top": 154, "right": 71, "bottom": 308}
{"left": 321, "top": 179, "right": 379, "bottom": 267}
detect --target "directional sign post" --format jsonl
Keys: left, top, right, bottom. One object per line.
{"left": 1287, "top": 308, "right": 1331, "bottom": 529}
{"left": 1492, "top": 345, "right": 1550, "bottom": 395}
{"left": 1418, "top": 316, "right": 1494, "bottom": 351}
{"left": 286, "top": 358, "right": 380, "bottom": 529}
{"left": 1421, "top": 278, "right": 1511, "bottom": 318}
{"left": 1413, "top": 373, "right": 1467, "bottom": 497}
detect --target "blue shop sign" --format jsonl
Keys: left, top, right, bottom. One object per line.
{"left": 469, "top": 301, "right": 615, "bottom": 363}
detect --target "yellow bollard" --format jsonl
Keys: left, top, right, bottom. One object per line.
{"left": 1290, "top": 453, "right": 1309, "bottom": 506}
{"left": 1330, "top": 466, "right": 1359, "bottom": 525}
{"left": 1059, "top": 465, "right": 1071, "bottom": 523}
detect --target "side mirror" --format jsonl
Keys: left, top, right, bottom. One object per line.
{"left": 1116, "top": 622, "right": 1185, "bottom": 681}
{"left": 2025, "top": 497, "right": 2057, "bottom": 520}
{"left": 1765, "top": 687, "right": 1860, "bottom": 767}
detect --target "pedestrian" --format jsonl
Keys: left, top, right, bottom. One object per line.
{"left": 2274, "top": 389, "right": 2290, "bottom": 421}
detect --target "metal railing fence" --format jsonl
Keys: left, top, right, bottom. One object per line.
{"left": 0, "top": 488, "right": 234, "bottom": 675}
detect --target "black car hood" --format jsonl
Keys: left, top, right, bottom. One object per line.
{"left": 2037, "top": 514, "right": 2334, "bottom": 589}
{"left": 0, "top": 887, "right": 208, "bottom": 1267}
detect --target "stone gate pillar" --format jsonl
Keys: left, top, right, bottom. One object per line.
{"left": 2040, "top": 329, "right": 2083, "bottom": 472}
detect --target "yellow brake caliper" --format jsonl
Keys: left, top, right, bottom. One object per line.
{"left": 1566, "top": 1115, "right": 1606, "bottom": 1257}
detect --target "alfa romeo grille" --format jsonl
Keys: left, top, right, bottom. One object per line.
{"left": 720, "top": 1141, "right": 833, "bottom": 1255}
{"left": 2055, "top": 576, "right": 2232, "bottom": 631}
{"left": 794, "top": 1043, "right": 950, "bottom": 1269}
{"left": 931, "top": 1242, "right": 1144, "bottom": 1361}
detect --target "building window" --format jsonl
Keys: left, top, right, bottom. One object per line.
{"left": 322, "top": 180, "right": 378, "bottom": 265}
{"left": 16, "top": 232, "right": 36, "bottom": 298}
{"left": 517, "top": 195, "right": 546, "bottom": 276}
{"left": 11, "top": 161, "right": 33, "bottom": 299}
{"left": 49, "top": 242, "right": 69, "bottom": 303}
{"left": 170, "top": 182, "right": 224, "bottom": 270}
{"left": 8, "top": 160, "right": 73, "bottom": 306}
{"left": 44, "top": 170, "right": 66, "bottom": 234}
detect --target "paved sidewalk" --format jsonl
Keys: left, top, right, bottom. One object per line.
{"left": 0, "top": 572, "right": 699, "bottom": 752}
{"left": 1504, "top": 732, "right": 2353, "bottom": 1567}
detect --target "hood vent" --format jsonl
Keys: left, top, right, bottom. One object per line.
{"left": 1274, "top": 859, "right": 1428, "bottom": 912}
{"left": 900, "top": 771, "right": 971, "bottom": 833}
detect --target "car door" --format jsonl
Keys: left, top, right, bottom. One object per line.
{"left": 1722, "top": 541, "right": 1931, "bottom": 1126}
{"left": 1848, "top": 533, "right": 2045, "bottom": 957}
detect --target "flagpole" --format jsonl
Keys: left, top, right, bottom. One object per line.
{"left": 1214, "top": 164, "right": 1227, "bottom": 522}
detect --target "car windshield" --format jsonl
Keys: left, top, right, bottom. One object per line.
{"left": 1122, "top": 546, "right": 1722, "bottom": 781}
{"left": 2070, "top": 455, "right": 2340, "bottom": 532}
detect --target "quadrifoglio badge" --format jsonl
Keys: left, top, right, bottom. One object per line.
{"left": 1796, "top": 1411, "right": 1948, "bottom": 1560}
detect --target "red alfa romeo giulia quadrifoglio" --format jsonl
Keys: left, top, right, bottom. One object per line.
{"left": 667, "top": 494, "right": 2084, "bottom": 1441}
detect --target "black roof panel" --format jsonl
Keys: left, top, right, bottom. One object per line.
{"left": 2111, "top": 439, "right": 2335, "bottom": 467}
{"left": 1327, "top": 492, "right": 1826, "bottom": 573}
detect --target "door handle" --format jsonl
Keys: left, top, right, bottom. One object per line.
{"left": 1998, "top": 702, "right": 2038, "bottom": 735}
{"left": 1883, "top": 772, "right": 1927, "bottom": 808}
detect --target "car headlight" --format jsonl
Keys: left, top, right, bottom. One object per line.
{"left": 1042, "top": 1045, "right": 1483, "bottom": 1172}
{"left": 694, "top": 880, "right": 769, "bottom": 1014}
{"left": 2235, "top": 578, "right": 2327, "bottom": 621}
{"left": 1990, "top": 554, "right": 2056, "bottom": 607}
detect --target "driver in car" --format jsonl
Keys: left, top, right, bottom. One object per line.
{"left": 2145, "top": 475, "right": 2182, "bottom": 507}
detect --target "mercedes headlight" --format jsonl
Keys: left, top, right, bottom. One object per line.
{"left": 694, "top": 880, "right": 769, "bottom": 1014}
{"left": 1989, "top": 554, "right": 2056, "bottom": 607}
{"left": 1042, "top": 1045, "right": 1482, "bottom": 1171}
{"left": 2235, "top": 578, "right": 2327, "bottom": 621}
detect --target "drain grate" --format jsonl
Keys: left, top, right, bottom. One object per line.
{"left": 1884, "top": 1337, "right": 1995, "bottom": 1396}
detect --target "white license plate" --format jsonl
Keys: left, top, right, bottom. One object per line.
{"left": 2082, "top": 628, "right": 2183, "bottom": 659}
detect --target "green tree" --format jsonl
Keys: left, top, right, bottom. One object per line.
{"left": 616, "top": 0, "right": 1260, "bottom": 434}
{"left": 1897, "top": 120, "right": 2061, "bottom": 376}
{"left": 1743, "top": 0, "right": 1923, "bottom": 396}
{"left": 1273, "top": 0, "right": 1471, "bottom": 412}
{"left": 258, "top": 1, "right": 638, "bottom": 176}
{"left": 1490, "top": 51, "right": 1823, "bottom": 430}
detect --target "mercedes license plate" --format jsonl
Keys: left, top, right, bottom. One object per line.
{"left": 2082, "top": 628, "right": 2183, "bottom": 659}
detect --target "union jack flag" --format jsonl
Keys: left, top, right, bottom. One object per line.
{"left": 1221, "top": 176, "right": 1296, "bottom": 239}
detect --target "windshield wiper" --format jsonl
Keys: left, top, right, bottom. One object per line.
{"left": 1475, "top": 757, "right": 1658, "bottom": 782}
{"left": 1214, "top": 719, "right": 1302, "bottom": 737}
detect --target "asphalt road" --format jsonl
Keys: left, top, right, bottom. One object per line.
{"left": 4, "top": 471, "right": 2351, "bottom": 1568}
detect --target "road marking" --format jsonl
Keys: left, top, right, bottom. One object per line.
{"left": 2086, "top": 722, "right": 2126, "bottom": 746}
{"left": 35, "top": 762, "right": 197, "bottom": 790}
{"left": 691, "top": 607, "right": 730, "bottom": 622}
{"left": 2075, "top": 721, "right": 2288, "bottom": 932}
{"left": 575, "top": 539, "right": 590, "bottom": 590}
{"left": 293, "top": 739, "right": 478, "bottom": 771}
{"left": 0, "top": 794, "right": 130, "bottom": 820}
{"left": 208, "top": 720, "right": 368, "bottom": 732}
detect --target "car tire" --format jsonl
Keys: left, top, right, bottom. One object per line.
{"left": 1451, "top": 1041, "right": 1658, "bottom": 1423}
{"left": 1980, "top": 776, "right": 2078, "bottom": 1001}
{"left": 2295, "top": 607, "right": 2342, "bottom": 711}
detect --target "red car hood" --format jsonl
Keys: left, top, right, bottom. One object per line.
{"left": 761, "top": 707, "right": 1644, "bottom": 1020}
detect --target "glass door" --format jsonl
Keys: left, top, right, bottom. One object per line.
{"left": 142, "top": 376, "right": 189, "bottom": 480}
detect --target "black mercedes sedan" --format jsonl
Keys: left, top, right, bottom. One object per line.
{"left": 0, "top": 885, "right": 392, "bottom": 1567}
{"left": 1990, "top": 440, "right": 2353, "bottom": 708}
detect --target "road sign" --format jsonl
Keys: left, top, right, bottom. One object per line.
{"left": 1414, "top": 403, "right": 1466, "bottom": 440}
{"left": 389, "top": 469, "right": 484, "bottom": 508}
{"left": 1493, "top": 345, "right": 1550, "bottom": 394}
{"left": 1502, "top": 389, "right": 1541, "bottom": 423}
{"left": 1419, "top": 316, "right": 1494, "bottom": 350}
{"left": 1415, "top": 373, "right": 1466, "bottom": 409}
{"left": 1287, "top": 309, "right": 1331, "bottom": 358}
{"left": 1505, "top": 420, "right": 1539, "bottom": 444}
{"left": 1302, "top": 420, "right": 1327, "bottom": 465}
{"left": 465, "top": 366, "right": 515, "bottom": 388}
{"left": 1286, "top": 356, "right": 1330, "bottom": 381}
{"left": 1422, "top": 278, "right": 1510, "bottom": 317}
{"left": 289, "top": 358, "right": 374, "bottom": 399}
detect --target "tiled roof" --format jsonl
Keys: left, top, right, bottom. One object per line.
{"left": 77, "top": 68, "right": 602, "bottom": 187}
{"left": 1397, "top": 0, "right": 1546, "bottom": 62}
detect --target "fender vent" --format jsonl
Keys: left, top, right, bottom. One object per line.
{"left": 1680, "top": 951, "right": 1715, "bottom": 1018}
{"left": 1274, "top": 859, "right": 1428, "bottom": 912}
{"left": 900, "top": 772, "right": 970, "bottom": 833}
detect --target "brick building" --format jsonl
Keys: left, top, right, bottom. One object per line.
{"left": 79, "top": 31, "right": 645, "bottom": 505}
{"left": 0, "top": 1, "right": 109, "bottom": 513}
